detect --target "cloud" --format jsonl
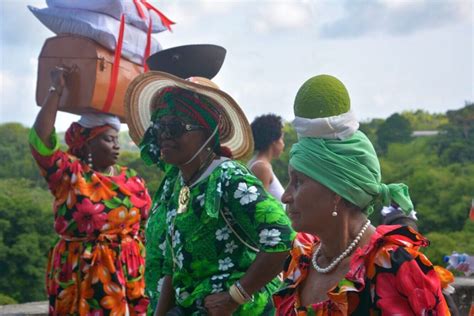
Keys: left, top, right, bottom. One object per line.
{"left": 0, "top": 0, "right": 51, "bottom": 47}
{"left": 320, "top": 0, "right": 471, "bottom": 38}
{"left": 252, "top": 1, "right": 313, "bottom": 34}
{"left": 197, "top": 0, "right": 239, "bottom": 14}
{"left": 0, "top": 69, "right": 39, "bottom": 124}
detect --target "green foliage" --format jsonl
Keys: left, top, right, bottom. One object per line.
{"left": 272, "top": 122, "right": 297, "bottom": 187}
{"left": 376, "top": 113, "right": 413, "bottom": 152}
{"left": 0, "top": 293, "right": 17, "bottom": 305}
{"left": 0, "top": 178, "right": 55, "bottom": 303}
{"left": 433, "top": 103, "right": 474, "bottom": 164}
{"left": 0, "top": 124, "right": 46, "bottom": 188}
{"left": 400, "top": 110, "right": 448, "bottom": 130}
{"left": 378, "top": 117, "right": 473, "bottom": 233}
{"left": 423, "top": 221, "right": 474, "bottom": 266}
{"left": 359, "top": 118, "right": 384, "bottom": 148}
{"left": 118, "top": 131, "right": 141, "bottom": 152}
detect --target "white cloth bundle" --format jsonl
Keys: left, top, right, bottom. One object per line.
{"left": 292, "top": 111, "right": 360, "bottom": 140}
{"left": 29, "top": 5, "right": 162, "bottom": 65}
{"left": 78, "top": 113, "right": 122, "bottom": 131}
{"left": 46, "top": 0, "right": 167, "bottom": 33}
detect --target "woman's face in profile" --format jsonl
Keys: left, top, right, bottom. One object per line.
{"left": 272, "top": 133, "right": 285, "bottom": 158}
{"left": 282, "top": 166, "right": 335, "bottom": 234}
{"left": 156, "top": 115, "right": 207, "bottom": 166}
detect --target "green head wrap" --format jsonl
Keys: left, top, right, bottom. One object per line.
{"left": 290, "top": 74, "right": 413, "bottom": 215}
{"left": 289, "top": 132, "right": 413, "bottom": 215}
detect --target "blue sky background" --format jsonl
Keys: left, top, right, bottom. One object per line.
{"left": 0, "top": 0, "right": 472, "bottom": 131}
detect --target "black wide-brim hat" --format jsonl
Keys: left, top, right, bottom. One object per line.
{"left": 146, "top": 44, "right": 226, "bottom": 79}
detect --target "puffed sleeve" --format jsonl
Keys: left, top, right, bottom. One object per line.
{"left": 374, "top": 245, "right": 452, "bottom": 314}
{"left": 29, "top": 127, "right": 79, "bottom": 197}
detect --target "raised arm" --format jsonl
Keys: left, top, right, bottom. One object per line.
{"left": 32, "top": 67, "right": 67, "bottom": 147}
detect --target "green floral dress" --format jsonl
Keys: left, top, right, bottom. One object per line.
{"left": 145, "top": 159, "right": 295, "bottom": 315}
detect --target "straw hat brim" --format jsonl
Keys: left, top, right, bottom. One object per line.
{"left": 125, "top": 71, "right": 254, "bottom": 160}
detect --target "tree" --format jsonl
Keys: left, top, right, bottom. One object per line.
{"left": 0, "top": 123, "right": 46, "bottom": 188}
{"left": 272, "top": 122, "right": 297, "bottom": 187}
{"left": 400, "top": 110, "right": 448, "bottom": 131}
{"left": 0, "top": 178, "right": 55, "bottom": 303}
{"left": 434, "top": 103, "right": 474, "bottom": 164}
{"left": 376, "top": 113, "right": 412, "bottom": 152}
{"left": 359, "top": 118, "right": 384, "bottom": 150}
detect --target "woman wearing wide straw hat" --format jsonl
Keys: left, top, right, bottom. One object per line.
{"left": 272, "top": 74, "right": 451, "bottom": 315}
{"left": 125, "top": 72, "right": 295, "bottom": 315}
{"left": 30, "top": 67, "right": 151, "bottom": 315}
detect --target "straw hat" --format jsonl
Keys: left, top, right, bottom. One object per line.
{"left": 125, "top": 71, "right": 254, "bottom": 160}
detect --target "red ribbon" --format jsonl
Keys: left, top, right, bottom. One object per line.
{"left": 140, "top": 0, "right": 175, "bottom": 31}
{"left": 102, "top": 14, "right": 125, "bottom": 113}
{"left": 133, "top": 0, "right": 147, "bottom": 20}
{"left": 132, "top": 0, "right": 175, "bottom": 68}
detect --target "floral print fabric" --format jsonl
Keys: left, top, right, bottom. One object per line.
{"left": 273, "top": 225, "right": 451, "bottom": 315}
{"left": 29, "top": 130, "right": 151, "bottom": 315}
{"left": 145, "top": 160, "right": 295, "bottom": 315}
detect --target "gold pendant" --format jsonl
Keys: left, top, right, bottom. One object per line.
{"left": 178, "top": 185, "right": 190, "bottom": 214}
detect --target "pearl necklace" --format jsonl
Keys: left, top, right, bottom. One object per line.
{"left": 312, "top": 220, "right": 371, "bottom": 274}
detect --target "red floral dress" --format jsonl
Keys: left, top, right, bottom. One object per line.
{"left": 273, "top": 225, "right": 451, "bottom": 315}
{"left": 29, "top": 130, "right": 151, "bottom": 315}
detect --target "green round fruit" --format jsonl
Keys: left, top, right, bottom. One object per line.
{"left": 294, "top": 74, "right": 350, "bottom": 119}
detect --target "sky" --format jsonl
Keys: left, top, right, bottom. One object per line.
{"left": 0, "top": 0, "right": 473, "bottom": 131}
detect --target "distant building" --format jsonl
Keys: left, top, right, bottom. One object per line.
{"left": 411, "top": 130, "right": 440, "bottom": 137}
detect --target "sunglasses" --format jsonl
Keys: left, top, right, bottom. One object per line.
{"left": 155, "top": 119, "right": 203, "bottom": 138}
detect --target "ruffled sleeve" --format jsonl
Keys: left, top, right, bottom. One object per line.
{"left": 368, "top": 225, "right": 451, "bottom": 315}
{"left": 29, "top": 127, "right": 60, "bottom": 156}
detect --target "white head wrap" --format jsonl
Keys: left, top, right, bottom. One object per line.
{"left": 77, "top": 113, "right": 121, "bottom": 131}
{"left": 292, "top": 110, "right": 359, "bottom": 140}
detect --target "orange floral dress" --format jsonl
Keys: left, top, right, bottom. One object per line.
{"left": 29, "top": 129, "right": 151, "bottom": 315}
{"left": 273, "top": 225, "right": 451, "bottom": 315}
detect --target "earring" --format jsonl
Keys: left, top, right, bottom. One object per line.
{"left": 206, "top": 147, "right": 211, "bottom": 152}
{"left": 332, "top": 204, "right": 338, "bottom": 217}
{"left": 87, "top": 153, "right": 93, "bottom": 169}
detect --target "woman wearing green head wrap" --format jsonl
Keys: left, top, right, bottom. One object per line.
{"left": 273, "top": 75, "right": 451, "bottom": 315}
{"left": 125, "top": 72, "right": 295, "bottom": 316}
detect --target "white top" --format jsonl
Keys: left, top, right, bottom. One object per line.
{"left": 248, "top": 159, "right": 285, "bottom": 202}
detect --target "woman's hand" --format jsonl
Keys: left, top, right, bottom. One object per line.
{"left": 204, "top": 292, "right": 240, "bottom": 316}
{"left": 50, "top": 66, "right": 69, "bottom": 96}
{"left": 33, "top": 65, "right": 71, "bottom": 147}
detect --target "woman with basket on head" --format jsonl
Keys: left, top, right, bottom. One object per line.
{"left": 125, "top": 73, "right": 295, "bottom": 315}
{"left": 30, "top": 67, "right": 151, "bottom": 315}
